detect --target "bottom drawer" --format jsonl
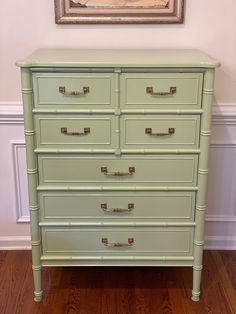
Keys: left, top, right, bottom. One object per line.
{"left": 42, "top": 227, "right": 194, "bottom": 257}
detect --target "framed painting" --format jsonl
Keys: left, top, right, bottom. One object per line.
{"left": 54, "top": 0, "right": 184, "bottom": 24}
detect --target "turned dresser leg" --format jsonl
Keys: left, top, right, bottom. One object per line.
{"left": 33, "top": 265, "right": 43, "bottom": 302}
{"left": 192, "top": 265, "right": 203, "bottom": 301}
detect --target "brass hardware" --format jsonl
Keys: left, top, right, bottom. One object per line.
{"left": 59, "top": 86, "right": 90, "bottom": 96}
{"left": 102, "top": 238, "right": 134, "bottom": 247}
{"left": 145, "top": 127, "right": 175, "bottom": 136}
{"left": 101, "top": 166, "right": 135, "bottom": 176}
{"left": 101, "top": 203, "right": 134, "bottom": 213}
{"left": 61, "top": 127, "right": 90, "bottom": 136}
{"left": 146, "top": 86, "right": 176, "bottom": 96}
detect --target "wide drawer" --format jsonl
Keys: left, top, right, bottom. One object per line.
{"left": 120, "top": 73, "right": 203, "bottom": 109}
{"left": 33, "top": 73, "right": 115, "bottom": 108}
{"left": 42, "top": 226, "right": 194, "bottom": 256}
{"left": 38, "top": 155, "right": 198, "bottom": 187}
{"left": 39, "top": 191, "right": 195, "bottom": 222}
{"left": 34, "top": 114, "right": 117, "bottom": 149}
{"left": 121, "top": 115, "right": 200, "bottom": 149}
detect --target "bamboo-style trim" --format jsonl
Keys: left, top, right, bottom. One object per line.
{"left": 21, "top": 68, "right": 42, "bottom": 302}
{"left": 32, "top": 108, "right": 203, "bottom": 115}
{"left": 34, "top": 148, "right": 201, "bottom": 154}
{"left": 33, "top": 108, "right": 116, "bottom": 114}
{"left": 114, "top": 69, "right": 121, "bottom": 152}
{"left": 121, "top": 149, "right": 201, "bottom": 154}
{"left": 121, "top": 109, "right": 203, "bottom": 115}
{"left": 29, "top": 67, "right": 206, "bottom": 73}
{"left": 41, "top": 255, "right": 194, "bottom": 261}
{"left": 37, "top": 185, "right": 199, "bottom": 192}
{"left": 192, "top": 68, "right": 215, "bottom": 302}
{"left": 39, "top": 222, "right": 196, "bottom": 227}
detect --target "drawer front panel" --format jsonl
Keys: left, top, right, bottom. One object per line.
{"left": 35, "top": 115, "right": 116, "bottom": 149}
{"left": 38, "top": 155, "right": 198, "bottom": 186}
{"left": 33, "top": 73, "right": 115, "bottom": 107}
{"left": 120, "top": 73, "right": 203, "bottom": 109}
{"left": 39, "top": 192, "right": 195, "bottom": 222}
{"left": 42, "top": 227, "right": 194, "bottom": 256}
{"left": 121, "top": 115, "right": 200, "bottom": 149}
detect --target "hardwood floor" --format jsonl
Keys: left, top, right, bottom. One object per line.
{"left": 0, "top": 250, "right": 235, "bottom": 314}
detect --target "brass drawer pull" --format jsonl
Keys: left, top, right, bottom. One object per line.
{"left": 61, "top": 127, "right": 90, "bottom": 136}
{"left": 146, "top": 86, "right": 176, "bottom": 96}
{"left": 101, "top": 166, "right": 135, "bottom": 176}
{"left": 145, "top": 127, "right": 175, "bottom": 136}
{"left": 102, "top": 238, "right": 134, "bottom": 247}
{"left": 59, "top": 86, "right": 90, "bottom": 96}
{"left": 101, "top": 203, "right": 134, "bottom": 213}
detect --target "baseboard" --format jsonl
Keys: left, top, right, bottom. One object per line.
{"left": 204, "top": 236, "right": 236, "bottom": 250}
{"left": 0, "top": 236, "right": 31, "bottom": 250}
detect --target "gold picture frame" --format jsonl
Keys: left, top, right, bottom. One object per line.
{"left": 54, "top": 0, "right": 184, "bottom": 24}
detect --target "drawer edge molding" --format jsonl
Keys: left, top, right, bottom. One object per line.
{"left": 34, "top": 148, "right": 201, "bottom": 154}
{"left": 37, "top": 185, "right": 199, "bottom": 192}
{"left": 121, "top": 109, "right": 204, "bottom": 114}
{"left": 33, "top": 109, "right": 117, "bottom": 114}
{"left": 32, "top": 109, "right": 203, "bottom": 115}
{"left": 39, "top": 222, "right": 197, "bottom": 227}
{"left": 41, "top": 255, "right": 194, "bottom": 261}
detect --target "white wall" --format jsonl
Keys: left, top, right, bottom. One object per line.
{"left": 0, "top": 0, "right": 236, "bottom": 249}
{"left": 1, "top": 0, "right": 236, "bottom": 104}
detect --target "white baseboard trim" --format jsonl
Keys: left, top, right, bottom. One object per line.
{"left": 204, "top": 236, "right": 236, "bottom": 250}
{"left": 0, "top": 236, "right": 31, "bottom": 250}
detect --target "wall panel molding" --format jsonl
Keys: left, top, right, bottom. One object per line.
{"left": 0, "top": 103, "right": 23, "bottom": 124}
{"left": 11, "top": 140, "right": 29, "bottom": 223}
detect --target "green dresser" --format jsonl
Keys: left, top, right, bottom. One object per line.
{"left": 16, "top": 49, "right": 220, "bottom": 302}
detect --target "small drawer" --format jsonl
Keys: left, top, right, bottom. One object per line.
{"left": 39, "top": 191, "right": 195, "bottom": 222}
{"left": 38, "top": 154, "right": 198, "bottom": 187}
{"left": 121, "top": 115, "right": 200, "bottom": 150}
{"left": 120, "top": 73, "right": 203, "bottom": 109}
{"left": 33, "top": 73, "right": 115, "bottom": 108}
{"left": 34, "top": 114, "right": 116, "bottom": 150}
{"left": 42, "top": 226, "right": 194, "bottom": 256}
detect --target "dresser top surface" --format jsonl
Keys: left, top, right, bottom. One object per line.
{"left": 16, "top": 49, "right": 220, "bottom": 69}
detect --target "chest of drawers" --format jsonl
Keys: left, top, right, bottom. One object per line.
{"left": 17, "top": 49, "right": 219, "bottom": 302}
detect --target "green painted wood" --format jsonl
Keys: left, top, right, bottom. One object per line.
{"left": 39, "top": 191, "right": 195, "bottom": 222}
{"left": 17, "top": 49, "right": 219, "bottom": 302}
{"left": 37, "top": 185, "right": 199, "bottom": 192}
{"left": 120, "top": 73, "right": 203, "bottom": 109}
{"left": 41, "top": 226, "right": 194, "bottom": 256}
{"left": 34, "top": 114, "right": 116, "bottom": 149}
{"left": 38, "top": 154, "right": 198, "bottom": 187}
{"left": 33, "top": 72, "right": 116, "bottom": 108}
{"left": 192, "top": 69, "right": 215, "bottom": 302}
{"left": 20, "top": 68, "right": 42, "bottom": 302}
{"left": 41, "top": 259, "right": 194, "bottom": 267}
{"left": 121, "top": 115, "right": 200, "bottom": 149}
{"left": 16, "top": 49, "right": 220, "bottom": 68}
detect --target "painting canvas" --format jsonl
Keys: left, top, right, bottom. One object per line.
{"left": 69, "top": 0, "right": 170, "bottom": 9}
{"left": 55, "top": 0, "right": 184, "bottom": 23}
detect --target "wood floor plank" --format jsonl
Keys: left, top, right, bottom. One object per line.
{"left": 0, "top": 251, "right": 31, "bottom": 314}
{"left": 0, "top": 250, "right": 235, "bottom": 314}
